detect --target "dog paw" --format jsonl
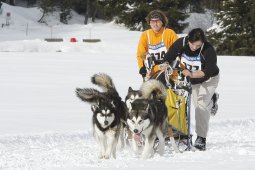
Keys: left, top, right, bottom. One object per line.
{"left": 141, "top": 151, "right": 152, "bottom": 159}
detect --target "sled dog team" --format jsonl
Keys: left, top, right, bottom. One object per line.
{"left": 76, "top": 73, "right": 179, "bottom": 159}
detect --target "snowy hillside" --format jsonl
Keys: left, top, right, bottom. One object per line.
{"left": 182, "top": 10, "right": 215, "bottom": 33}
{"left": 0, "top": 3, "right": 255, "bottom": 170}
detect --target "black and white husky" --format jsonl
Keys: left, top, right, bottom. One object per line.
{"left": 126, "top": 79, "right": 179, "bottom": 159}
{"left": 76, "top": 73, "right": 126, "bottom": 159}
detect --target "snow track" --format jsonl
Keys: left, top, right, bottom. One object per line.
{"left": 0, "top": 131, "right": 99, "bottom": 169}
{"left": 1, "top": 119, "right": 255, "bottom": 169}
{"left": 209, "top": 118, "right": 255, "bottom": 153}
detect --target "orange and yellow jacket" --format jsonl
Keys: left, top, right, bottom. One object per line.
{"left": 137, "top": 28, "right": 178, "bottom": 76}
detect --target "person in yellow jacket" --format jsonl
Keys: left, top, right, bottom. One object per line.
{"left": 137, "top": 10, "right": 178, "bottom": 83}
{"left": 136, "top": 10, "right": 189, "bottom": 143}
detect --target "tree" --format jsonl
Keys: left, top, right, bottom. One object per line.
{"left": 207, "top": 0, "right": 255, "bottom": 55}
{"left": 188, "top": 0, "right": 204, "bottom": 13}
{"left": 98, "top": 0, "right": 128, "bottom": 21}
{"left": 1, "top": 0, "right": 15, "bottom": 5}
{"left": 73, "top": 0, "right": 98, "bottom": 25}
{"left": 99, "top": 0, "right": 190, "bottom": 33}
{"left": 38, "top": 0, "right": 56, "bottom": 23}
{"left": 26, "top": 0, "right": 38, "bottom": 7}
{"left": 56, "top": 0, "right": 73, "bottom": 24}
{"left": 84, "top": 0, "right": 98, "bottom": 24}
{"left": 10, "top": 0, "right": 15, "bottom": 5}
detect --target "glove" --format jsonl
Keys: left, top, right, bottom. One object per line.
{"left": 144, "top": 54, "right": 156, "bottom": 72}
{"left": 139, "top": 66, "right": 147, "bottom": 77}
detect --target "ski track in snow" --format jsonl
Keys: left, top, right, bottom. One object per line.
{"left": 1, "top": 118, "right": 255, "bottom": 169}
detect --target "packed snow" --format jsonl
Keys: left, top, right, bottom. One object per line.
{"left": 0, "top": 3, "right": 255, "bottom": 170}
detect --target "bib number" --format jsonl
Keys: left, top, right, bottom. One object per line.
{"left": 183, "top": 62, "right": 200, "bottom": 71}
{"left": 151, "top": 51, "right": 166, "bottom": 61}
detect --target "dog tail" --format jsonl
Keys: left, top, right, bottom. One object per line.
{"left": 76, "top": 88, "right": 106, "bottom": 104}
{"left": 91, "top": 73, "right": 116, "bottom": 92}
{"left": 140, "top": 79, "right": 167, "bottom": 101}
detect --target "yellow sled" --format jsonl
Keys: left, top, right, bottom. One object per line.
{"left": 165, "top": 89, "right": 188, "bottom": 136}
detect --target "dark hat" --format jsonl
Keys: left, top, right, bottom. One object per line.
{"left": 150, "top": 11, "right": 162, "bottom": 21}
{"left": 146, "top": 10, "right": 168, "bottom": 26}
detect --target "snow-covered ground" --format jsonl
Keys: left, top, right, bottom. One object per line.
{"left": 0, "top": 3, "right": 255, "bottom": 170}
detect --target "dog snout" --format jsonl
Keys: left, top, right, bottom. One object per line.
{"left": 104, "top": 120, "right": 109, "bottom": 125}
{"left": 133, "top": 129, "right": 138, "bottom": 134}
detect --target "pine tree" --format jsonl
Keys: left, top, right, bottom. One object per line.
{"left": 56, "top": 0, "right": 73, "bottom": 24}
{"left": 113, "top": 0, "right": 190, "bottom": 33}
{"left": 207, "top": 0, "right": 255, "bottom": 55}
{"left": 188, "top": 0, "right": 204, "bottom": 13}
{"left": 38, "top": 0, "right": 56, "bottom": 23}
{"left": 98, "top": 0, "right": 128, "bottom": 21}
{"left": 116, "top": 0, "right": 150, "bottom": 31}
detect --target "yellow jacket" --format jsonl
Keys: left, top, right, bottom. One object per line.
{"left": 137, "top": 28, "right": 178, "bottom": 76}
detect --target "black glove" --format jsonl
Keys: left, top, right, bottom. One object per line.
{"left": 139, "top": 66, "right": 147, "bottom": 77}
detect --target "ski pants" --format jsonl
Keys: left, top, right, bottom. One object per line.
{"left": 191, "top": 74, "right": 220, "bottom": 138}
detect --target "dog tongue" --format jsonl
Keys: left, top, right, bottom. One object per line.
{"left": 133, "top": 133, "right": 141, "bottom": 142}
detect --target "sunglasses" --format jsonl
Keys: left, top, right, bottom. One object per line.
{"left": 150, "top": 20, "right": 162, "bottom": 25}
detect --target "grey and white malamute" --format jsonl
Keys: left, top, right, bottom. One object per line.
{"left": 126, "top": 80, "right": 179, "bottom": 159}
{"left": 76, "top": 73, "right": 126, "bottom": 159}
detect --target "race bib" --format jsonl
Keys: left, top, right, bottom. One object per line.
{"left": 148, "top": 42, "right": 167, "bottom": 61}
{"left": 181, "top": 53, "right": 202, "bottom": 71}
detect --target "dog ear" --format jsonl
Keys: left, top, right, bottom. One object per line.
{"left": 128, "top": 86, "right": 133, "bottom": 92}
{"left": 91, "top": 104, "right": 98, "bottom": 112}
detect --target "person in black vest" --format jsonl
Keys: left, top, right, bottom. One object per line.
{"left": 162, "top": 28, "right": 220, "bottom": 151}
